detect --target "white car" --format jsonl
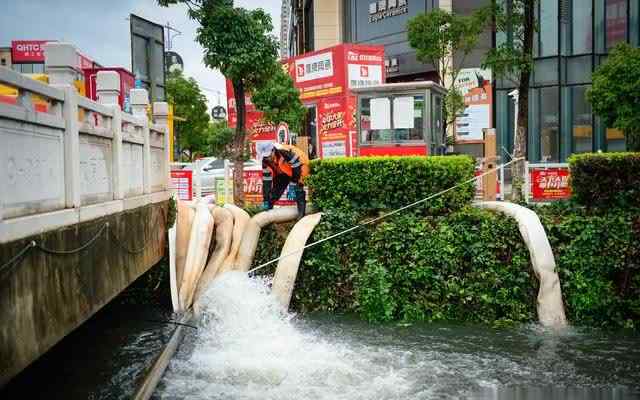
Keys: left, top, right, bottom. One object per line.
{"left": 182, "top": 157, "right": 261, "bottom": 196}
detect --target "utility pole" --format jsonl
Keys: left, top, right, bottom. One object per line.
{"left": 165, "top": 21, "right": 182, "bottom": 51}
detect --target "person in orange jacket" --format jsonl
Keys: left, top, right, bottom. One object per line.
{"left": 262, "top": 142, "right": 310, "bottom": 219}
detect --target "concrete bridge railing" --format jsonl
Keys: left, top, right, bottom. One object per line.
{"left": 0, "top": 42, "right": 170, "bottom": 244}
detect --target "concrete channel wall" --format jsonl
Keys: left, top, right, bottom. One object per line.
{"left": 0, "top": 43, "right": 171, "bottom": 386}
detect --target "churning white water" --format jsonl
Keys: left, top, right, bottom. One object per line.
{"left": 156, "top": 272, "right": 640, "bottom": 400}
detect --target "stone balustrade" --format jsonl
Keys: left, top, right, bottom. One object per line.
{"left": 0, "top": 42, "right": 171, "bottom": 243}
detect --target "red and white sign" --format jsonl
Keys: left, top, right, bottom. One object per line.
{"left": 347, "top": 63, "right": 383, "bottom": 89}
{"left": 170, "top": 170, "right": 193, "bottom": 201}
{"left": 11, "top": 40, "right": 50, "bottom": 63}
{"left": 294, "top": 51, "right": 334, "bottom": 83}
{"left": 227, "top": 44, "right": 386, "bottom": 159}
{"left": 529, "top": 167, "right": 571, "bottom": 201}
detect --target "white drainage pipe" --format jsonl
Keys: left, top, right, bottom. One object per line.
{"left": 235, "top": 207, "right": 299, "bottom": 272}
{"left": 271, "top": 213, "right": 323, "bottom": 310}
{"left": 192, "top": 207, "right": 234, "bottom": 313}
{"left": 178, "top": 201, "right": 215, "bottom": 311}
{"left": 474, "top": 201, "right": 568, "bottom": 328}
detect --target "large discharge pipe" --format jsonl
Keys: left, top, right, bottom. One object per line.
{"left": 474, "top": 201, "right": 568, "bottom": 328}
{"left": 271, "top": 213, "right": 323, "bottom": 309}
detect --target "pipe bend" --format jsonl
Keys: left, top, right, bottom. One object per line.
{"left": 473, "top": 201, "right": 568, "bottom": 328}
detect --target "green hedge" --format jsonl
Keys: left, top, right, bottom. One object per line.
{"left": 569, "top": 152, "right": 640, "bottom": 208}
{"left": 254, "top": 207, "right": 537, "bottom": 326}
{"left": 537, "top": 202, "right": 640, "bottom": 329}
{"left": 307, "top": 155, "right": 475, "bottom": 216}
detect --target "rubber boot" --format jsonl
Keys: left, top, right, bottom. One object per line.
{"left": 295, "top": 184, "right": 306, "bottom": 220}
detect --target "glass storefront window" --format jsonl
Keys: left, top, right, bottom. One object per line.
{"left": 607, "top": 127, "right": 626, "bottom": 151}
{"left": 571, "top": 85, "right": 592, "bottom": 153}
{"left": 539, "top": 87, "right": 560, "bottom": 161}
{"left": 539, "top": 0, "right": 559, "bottom": 56}
{"left": 571, "top": 0, "right": 593, "bottom": 54}
{"left": 360, "top": 95, "right": 425, "bottom": 145}
{"left": 606, "top": 0, "right": 627, "bottom": 49}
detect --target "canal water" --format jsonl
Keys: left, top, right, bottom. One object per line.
{"left": 2, "top": 271, "right": 640, "bottom": 399}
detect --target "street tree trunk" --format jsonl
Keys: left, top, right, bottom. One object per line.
{"left": 232, "top": 80, "right": 246, "bottom": 205}
{"left": 511, "top": 0, "right": 535, "bottom": 202}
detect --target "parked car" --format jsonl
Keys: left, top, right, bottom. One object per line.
{"left": 182, "top": 157, "right": 261, "bottom": 196}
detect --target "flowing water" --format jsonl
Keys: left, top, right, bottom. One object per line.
{"left": 154, "top": 272, "right": 640, "bottom": 400}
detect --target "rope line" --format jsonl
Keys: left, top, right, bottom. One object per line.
{"left": 0, "top": 207, "right": 169, "bottom": 277}
{"left": 247, "top": 157, "right": 523, "bottom": 275}
{"left": 36, "top": 224, "right": 109, "bottom": 255}
{"left": 0, "top": 240, "right": 36, "bottom": 279}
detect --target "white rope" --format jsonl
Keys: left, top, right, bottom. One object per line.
{"left": 247, "top": 157, "right": 524, "bottom": 275}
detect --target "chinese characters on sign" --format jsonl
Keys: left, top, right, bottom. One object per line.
{"left": 170, "top": 170, "right": 193, "bottom": 201}
{"left": 529, "top": 167, "right": 571, "bottom": 201}
{"left": 368, "top": 0, "right": 408, "bottom": 23}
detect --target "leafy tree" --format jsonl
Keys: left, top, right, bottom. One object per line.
{"left": 160, "top": 0, "right": 278, "bottom": 204}
{"left": 483, "top": 0, "right": 535, "bottom": 202}
{"left": 165, "top": 70, "right": 211, "bottom": 161}
{"left": 251, "top": 64, "right": 306, "bottom": 133}
{"left": 407, "top": 8, "right": 490, "bottom": 139}
{"left": 588, "top": 43, "right": 640, "bottom": 152}
{"left": 207, "top": 119, "right": 237, "bottom": 160}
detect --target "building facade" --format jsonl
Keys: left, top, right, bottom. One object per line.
{"left": 282, "top": 0, "right": 639, "bottom": 162}
{"left": 495, "top": 0, "right": 639, "bottom": 162}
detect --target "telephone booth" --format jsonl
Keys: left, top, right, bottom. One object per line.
{"left": 353, "top": 81, "right": 446, "bottom": 156}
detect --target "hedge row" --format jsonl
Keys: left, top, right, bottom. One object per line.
{"left": 306, "top": 155, "right": 475, "bottom": 216}
{"left": 569, "top": 152, "right": 640, "bottom": 209}
{"left": 254, "top": 207, "right": 537, "bottom": 326}
{"left": 253, "top": 203, "right": 640, "bottom": 329}
{"left": 537, "top": 202, "right": 640, "bottom": 329}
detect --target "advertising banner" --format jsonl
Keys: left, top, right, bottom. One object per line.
{"left": 11, "top": 40, "right": 49, "bottom": 63}
{"left": 317, "top": 96, "right": 348, "bottom": 158}
{"left": 226, "top": 43, "right": 385, "bottom": 160}
{"left": 454, "top": 68, "right": 492, "bottom": 143}
{"left": 170, "top": 170, "right": 193, "bottom": 200}
{"left": 529, "top": 166, "right": 571, "bottom": 201}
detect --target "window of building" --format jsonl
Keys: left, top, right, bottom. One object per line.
{"left": 571, "top": 85, "right": 592, "bottom": 153}
{"left": 539, "top": 0, "right": 559, "bottom": 56}
{"left": 607, "top": 127, "right": 626, "bottom": 151}
{"left": 606, "top": 0, "right": 627, "bottom": 49}
{"left": 539, "top": 86, "right": 560, "bottom": 161}
{"left": 360, "top": 95, "right": 425, "bottom": 145}
{"left": 571, "top": 0, "right": 592, "bottom": 54}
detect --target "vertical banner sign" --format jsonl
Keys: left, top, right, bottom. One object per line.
{"left": 130, "top": 14, "right": 166, "bottom": 101}
{"left": 454, "top": 68, "right": 492, "bottom": 142}
{"left": 529, "top": 166, "right": 571, "bottom": 201}
{"left": 318, "top": 96, "right": 347, "bottom": 158}
{"left": 170, "top": 170, "right": 193, "bottom": 200}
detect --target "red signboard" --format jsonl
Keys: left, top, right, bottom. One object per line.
{"left": 11, "top": 40, "right": 50, "bottom": 63}
{"left": 171, "top": 170, "right": 193, "bottom": 201}
{"left": 530, "top": 167, "right": 571, "bottom": 201}
{"left": 227, "top": 43, "right": 386, "bottom": 160}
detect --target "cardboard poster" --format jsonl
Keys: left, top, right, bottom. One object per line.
{"left": 530, "top": 167, "right": 571, "bottom": 201}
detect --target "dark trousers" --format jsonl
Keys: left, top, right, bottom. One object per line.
{"left": 263, "top": 173, "right": 306, "bottom": 218}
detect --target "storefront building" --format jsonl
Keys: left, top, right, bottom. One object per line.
{"left": 495, "top": 0, "right": 639, "bottom": 163}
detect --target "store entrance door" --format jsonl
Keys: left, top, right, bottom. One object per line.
{"left": 304, "top": 104, "right": 318, "bottom": 159}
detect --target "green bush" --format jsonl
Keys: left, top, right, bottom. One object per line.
{"left": 569, "top": 152, "right": 640, "bottom": 208}
{"left": 307, "top": 155, "right": 475, "bottom": 216}
{"left": 537, "top": 202, "right": 640, "bottom": 329}
{"left": 254, "top": 207, "right": 536, "bottom": 325}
